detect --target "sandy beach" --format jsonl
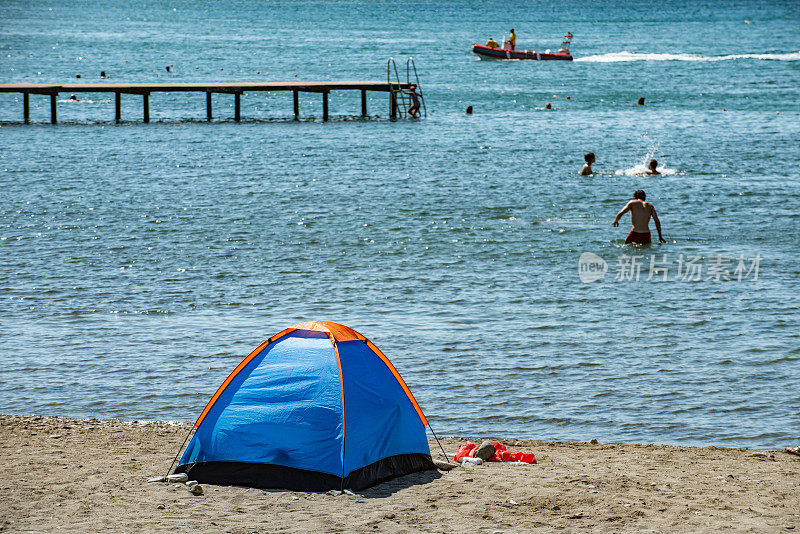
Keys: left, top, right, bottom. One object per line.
{"left": 1, "top": 414, "right": 797, "bottom": 533}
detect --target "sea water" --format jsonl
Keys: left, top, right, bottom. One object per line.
{"left": 1, "top": 0, "right": 798, "bottom": 449}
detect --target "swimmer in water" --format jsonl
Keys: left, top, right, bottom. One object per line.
{"left": 69, "top": 94, "right": 79, "bottom": 101}
{"left": 612, "top": 189, "right": 666, "bottom": 244}
{"left": 579, "top": 152, "right": 595, "bottom": 175}
{"left": 645, "top": 159, "right": 660, "bottom": 175}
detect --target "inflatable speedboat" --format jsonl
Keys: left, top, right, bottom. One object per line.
{"left": 472, "top": 33, "right": 573, "bottom": 61}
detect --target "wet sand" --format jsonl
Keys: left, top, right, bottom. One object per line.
{"left": 1, "top": 414, "right": 798, "bottom": 533}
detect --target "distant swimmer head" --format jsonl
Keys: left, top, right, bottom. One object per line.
{"left": 637, "top": 97, "right": 645, "bottom": 105}
{"left": 100, "top": 71, "right": 106, "bottom": 78}
{"left": 633, "top": 189, "right": 646, "bottom": 200}
{"left": 584, "top": 152, "right": 595, "bottom": 164}
{"left": 648, "top": 159, "right": 658, "bottom": 171}
{"left": 466, "top": 105, "right": 473, "bottom": 114}
{"left": 76, "top": 74, "right": 81, "bottom": 78}
{"left": 545, "top": 102, "right": 552, "bottom": 109}
{"left": 69, "top": 94, "right": 78, "bottom": 101}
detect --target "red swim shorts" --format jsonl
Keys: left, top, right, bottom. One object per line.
{"left": 625, "top": 230, "right": 651, "bottom": 244}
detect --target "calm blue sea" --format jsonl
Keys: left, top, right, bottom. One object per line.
{"left": 1, "top": 0, "right": 798, "bottom": 449}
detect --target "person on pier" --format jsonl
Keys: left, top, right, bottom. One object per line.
{"left": 403, "top": 84, "right": 421, "bottom": 118}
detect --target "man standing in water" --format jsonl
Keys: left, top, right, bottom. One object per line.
{"left": 612, "top": 190, "right": 666, "bottom": 244}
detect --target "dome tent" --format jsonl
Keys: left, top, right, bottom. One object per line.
{"left": 174, "top": 321, "right": 436, "bottom": 491}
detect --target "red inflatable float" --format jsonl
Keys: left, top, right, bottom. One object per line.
{"left": 454, "top": 441, "right": 536, "bottom": 464}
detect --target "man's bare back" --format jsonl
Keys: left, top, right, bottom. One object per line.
{"left": 612, "top": 190, "right": 666, "bottom": 243}
{"left": 624, "top": 199, "right": 654, "bottom": 232}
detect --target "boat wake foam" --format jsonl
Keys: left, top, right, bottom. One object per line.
{"left": 576, "top": 51, "right": 800, "bottom": 63}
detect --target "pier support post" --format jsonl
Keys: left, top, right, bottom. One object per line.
{"left": 115, "top": 92, "right": 121, "bottom": 123}
{"left": 206, "top": 92, "right": 212, "bottom": 121}
{"left": 23, "top": 93, "right": 29, "bottom": 124}
{"left": 50, "top": 93, "right": 57, "bottom": 124}
{"left": 234, "top": 92, "right": 241, "bottom": 122}
{"left": 361, "top": 89, "right": 367, "bottom": 116}
{"left": 390, "top": 91, "right": 397, "bottom": 119}
{"left": 143, "top": 92, "right": 150, "bottom": 123}
{"left": 293, "top": 90, "right": 299, "bottom": 120}
{"left": 322, "top": 91, "right": 329, "bottom": 122}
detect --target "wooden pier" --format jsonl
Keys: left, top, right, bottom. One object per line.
{"left": 0, "top": 81, "right": 413, "bottom": 124}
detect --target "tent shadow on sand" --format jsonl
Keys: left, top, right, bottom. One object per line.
{"left": 251, "top": 468, "right": 444, "bottom": 498}
{"left": 357, "top": 469, "right": 443, "bottom": 498}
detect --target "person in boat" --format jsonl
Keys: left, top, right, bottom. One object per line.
{"left": 403, "top": 84, "right": 421, "bottom": 118}
{"left": 485, "top": 38, "right": 499, "bottom": 49}
{"left": 612, "top": 189, "right": 666, "bottom": 244}
{"left": 558, "top": 32, "right": 573, "bottom": 55}
{"left": 508, "top": 28, "right": 516, "bottom": 50}
{"left": 579, "top": 152, "right": 595, "bottom": 175}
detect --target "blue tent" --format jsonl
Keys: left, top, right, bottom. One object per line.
{"left": 175, "top": 321, "right": 436, "bottom": 491}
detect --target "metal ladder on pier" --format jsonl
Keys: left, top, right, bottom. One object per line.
{"left": 387, "top": 57, "right": 426, "bottom": 119}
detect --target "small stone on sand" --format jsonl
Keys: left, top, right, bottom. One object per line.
{"left": 475, "top": 441, "right": 496, "bottom": 461}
